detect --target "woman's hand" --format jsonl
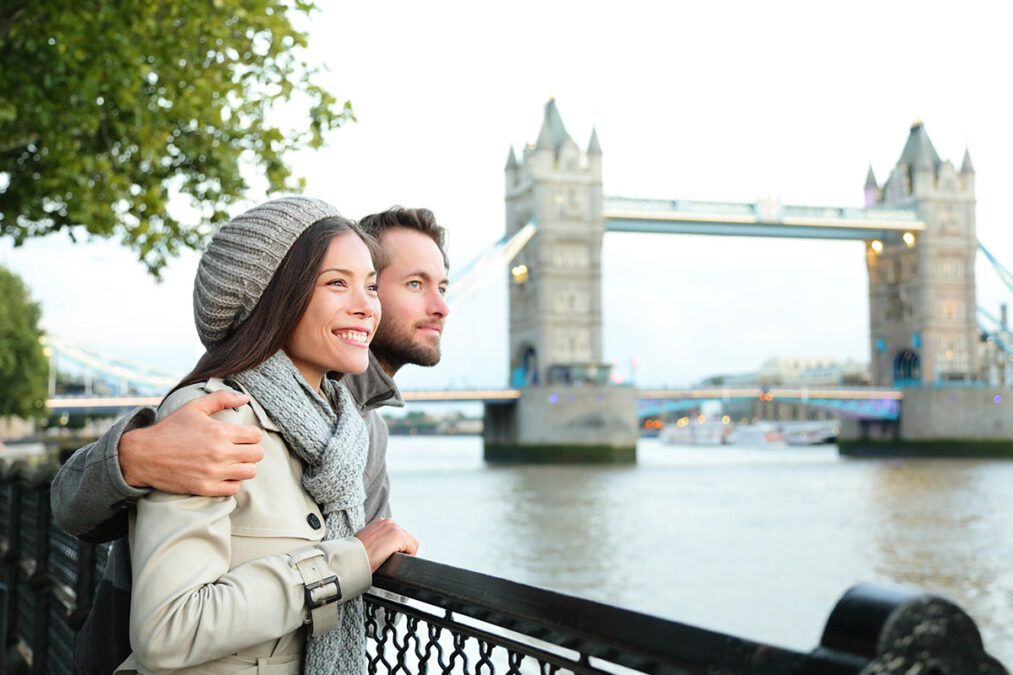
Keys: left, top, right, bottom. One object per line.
{"left": 354, "top": 517, "right": 419, "bottom": 572}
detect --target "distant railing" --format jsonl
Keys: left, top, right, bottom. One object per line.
{"left": 0, "top": 463, "right": 1007, "bottom": 674}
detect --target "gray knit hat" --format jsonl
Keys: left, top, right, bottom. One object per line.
{"left": 193, "top": 196, "right": 341, "bottom": 348}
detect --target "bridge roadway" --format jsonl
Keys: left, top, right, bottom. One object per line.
{"left": 47, "top": 386, "right": 903, "bottom": 420}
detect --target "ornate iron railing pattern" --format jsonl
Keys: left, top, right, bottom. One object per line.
{"left": 0, "top": 462, "right": 1007, "bottom": 674}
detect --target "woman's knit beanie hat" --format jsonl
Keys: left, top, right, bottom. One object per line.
{"left": 193, "top": 195, "right": 341, "bottom": 349}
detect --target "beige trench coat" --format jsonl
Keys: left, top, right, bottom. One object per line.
{"left": 116, "top": 379, "right": 372, "bottom": 674}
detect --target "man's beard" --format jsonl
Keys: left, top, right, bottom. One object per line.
{"left": 370, "top": 319, "right": 442, "bottom": 371}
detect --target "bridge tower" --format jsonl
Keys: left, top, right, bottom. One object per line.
{"left": 503, "top": 98, "right": 604, "bottom": 385}
{"left": 865, "top": 122, "right": 979, "bottom": 386}
{"left": 484, "top": 99, "right": 638, "bottom": 462}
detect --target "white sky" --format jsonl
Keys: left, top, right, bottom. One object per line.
{"left": 3, "top": 0, "right": 1012, "bottom": 391}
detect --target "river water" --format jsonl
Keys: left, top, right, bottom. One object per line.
{"left": 385, "top": 436, "right": 1012, "bottom": 667}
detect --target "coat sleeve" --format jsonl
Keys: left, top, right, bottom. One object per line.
{"left": 50, "top": 407, "right": 155, "bottom": 542}
{"left": 128, "top": 386, "right": 372, "bottom": 671}
{"left": 129, "top": 493, "right": 371, "bottom": 670}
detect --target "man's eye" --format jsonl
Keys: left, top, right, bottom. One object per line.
{"left": 407, "top": 280, "right": 421, "bottom": 289}
{"left": 438, "top": 286, "right": 447, "bottom": 296}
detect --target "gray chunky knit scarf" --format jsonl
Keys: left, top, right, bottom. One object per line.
{"left": 233, "top": 349, "right": 368, "bottom": 675}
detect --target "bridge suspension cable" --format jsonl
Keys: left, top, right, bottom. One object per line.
{"left": 444, "top": 220, "right": 536, "bottom": 304}
{"left": 977, "top": 306, "right": 1013, "bottom": 358}
{"left": 975, "top": 240, "right": 1013, "bottom": 359}
{"left": 977, "top": 240, "right": 1013, "bottom": 296}
{"left": 41, "top": 334, "right": 183, "bottom": 391}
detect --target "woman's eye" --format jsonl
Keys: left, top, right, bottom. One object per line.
{"left": 367, "top": 283, "right": 379, "bottom": 293}
{"left": 328, "top": 279, "right": 347, "bottom": 288}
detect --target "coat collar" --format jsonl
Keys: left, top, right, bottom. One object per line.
{"left": 203, "top": 377, "right": 281, "bottom": 432}
{"left": 340, "top": 351, "right": 404, "bottom": 412}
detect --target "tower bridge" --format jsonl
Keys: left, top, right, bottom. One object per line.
{"left": 489, "top": 99, "right": 1011, "bottom": 460}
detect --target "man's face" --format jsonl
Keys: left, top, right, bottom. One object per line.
{"left": 370, "top": 227, "right": 450, "bottom": 373}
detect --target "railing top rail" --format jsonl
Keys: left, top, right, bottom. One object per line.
{"left": 372, "top": 554, "right": 864, "bottom": 674}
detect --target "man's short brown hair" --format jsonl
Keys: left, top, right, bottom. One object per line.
{"left": 358, "top": 207, "right": 449, "bottom": 269}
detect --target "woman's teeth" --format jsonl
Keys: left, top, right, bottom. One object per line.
{"left": 335, "top": 330, "right": 367, "bottom": 343}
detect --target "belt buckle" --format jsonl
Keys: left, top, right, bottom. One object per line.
{"left": 305, "top": 575, "right": 341, "bottom": 609}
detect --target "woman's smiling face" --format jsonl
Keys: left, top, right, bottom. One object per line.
{"left": 284, "top": 231, "right": 381, "bottom": 390}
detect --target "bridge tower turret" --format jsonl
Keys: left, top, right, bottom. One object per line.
{"left": 504, "top": 98, "right": 605, "bottom": 386}
{"left": 866, "top": 121, "right": 979, "bottom": 386}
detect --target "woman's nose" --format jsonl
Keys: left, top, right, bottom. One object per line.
{"left": 350, "top": 286, "right": 375, "bottom": 316}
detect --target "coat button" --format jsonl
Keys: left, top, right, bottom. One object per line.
{"left": 307, "top": 513, "right": 322, "bottom": 529}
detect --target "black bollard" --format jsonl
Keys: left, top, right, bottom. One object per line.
{"left": 819, "top": 583, "right": 1008, "bottom": 674}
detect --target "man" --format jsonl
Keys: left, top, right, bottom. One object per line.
{"left": 51, "top": 206, "right": 450, "bottom": 672}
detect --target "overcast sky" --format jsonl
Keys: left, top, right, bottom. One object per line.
{"left": 3, "top": 0, "right": 1012, "bottom": 391}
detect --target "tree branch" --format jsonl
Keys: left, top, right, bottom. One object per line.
{"left": 0, "top": 2, "right": 25, "bottom": 42}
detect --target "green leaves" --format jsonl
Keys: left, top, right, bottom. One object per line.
{"left": 0, "top": 0, "right": 353, "bottom": 277}
{"left": 0, "top": 267, "right": 48, "bottom": 419}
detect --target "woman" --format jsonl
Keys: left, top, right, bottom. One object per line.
{"left": 118, "top": 196, "right": 418, "bottom": 674}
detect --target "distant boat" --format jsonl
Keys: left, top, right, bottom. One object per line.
{"left": 660, "top": 420, "right": 839, "bottom": 446}
{"left": 725, "top": 422, "right": 784, "bottom": 446}
{"left": 0, "top": 441, "right": 47, "bottom": 459}
{"left": 659, "top": 420, "right": 728, "bottom": 445}
{"left": 782, "top": 421, "right": 840, "bottom": 446}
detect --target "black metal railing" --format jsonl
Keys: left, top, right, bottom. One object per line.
{"left": 364, "top": 554, "right": 1008, "bottom": 674}
{"left": 0, "top": 462, "right": 1007, "bottom": 674}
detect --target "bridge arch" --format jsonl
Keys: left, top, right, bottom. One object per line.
{"left": 510, "top": 344, "right": 539, "bottom": 387}
{"left": 892, "top": 349, "right": 921, "bottom": 385}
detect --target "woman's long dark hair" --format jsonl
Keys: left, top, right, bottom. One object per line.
{"left": 169, "top": 216, "right": 382, "bottom": 396}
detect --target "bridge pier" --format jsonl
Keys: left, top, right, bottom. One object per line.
{"left": 838, "top": 386, "right": 1013, "bottom": 457}
{"left": 837, "top": 417, "right": 901, "bottom": 444}
{"left": 483, "top": 385, "right": 638, "bottom": 463}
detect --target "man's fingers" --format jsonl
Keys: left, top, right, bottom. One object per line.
{"left": 228, "top": 423, "right": 263, "bottom": 445}
{"left": 223, "top": 462, "right": 258, "bottom": 482}
{"left": 189, "top": 389, "right": 250, "bottom": 416}
{"left": 204, "top": 480, "right": 243, "bottom": 497}
{"left": 223, "top": 440, "right": 264, "bottom": 464}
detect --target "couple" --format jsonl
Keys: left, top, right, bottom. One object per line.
{"left": 51, "top": 197, "right": 451, "bottom": 673}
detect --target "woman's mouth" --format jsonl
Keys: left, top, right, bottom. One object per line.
{"left": 333, "top": 329, "right": 369, "bottom": 346}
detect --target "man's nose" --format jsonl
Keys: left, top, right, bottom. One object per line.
{"left": 429, "top": 289, "right": 449, "bottom": 318}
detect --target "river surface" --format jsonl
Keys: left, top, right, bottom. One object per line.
{"left": 384, "top": 436, "right": 1012, "bottom": 667}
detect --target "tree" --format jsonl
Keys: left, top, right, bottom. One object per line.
{"left": 0, "top": 0, "right": 352, "bottom": 276}
{"left": 0, "top": 266, "right": 48, "bottom": 419}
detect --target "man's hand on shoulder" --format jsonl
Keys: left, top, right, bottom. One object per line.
{"left": 119, "top": 390, "right": 264, "bottom": 497}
